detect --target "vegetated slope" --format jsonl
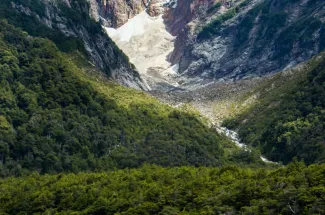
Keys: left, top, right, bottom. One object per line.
{"left": 173, "top": 0, "right": 325, "bottom": 82}
{"left": 1, "top": 162, "right": 324, "bottom": 214}
{"left": 0, "top": 20, "right": 263, "bottom": 177}
{"left": 0, "top": 0, "right": 148, "bottom": 90}
{"left": 223, "top": 52, "right": 325, "bottom": 165}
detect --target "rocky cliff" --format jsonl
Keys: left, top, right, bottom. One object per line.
{"left": 88, "top": 0, "right": 171, "bottom": 28}
{"left": 164, "top": 0, "right": 215, "bottom": 36}
{"left": 172, "top": 0, "right": 325, "bottom": 82}
{"left": 88, "top": 0, "right": 147, "bottom": 27}
{"left": 7, "top": 0, "right": 148, "bottom": 90}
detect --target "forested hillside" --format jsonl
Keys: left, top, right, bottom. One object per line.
{"left": 0, "top": 20, "right": 263, "bottom": 177}
{"left": 1, "top": 0, "right": 325, "bottom": 214}
{"left": 1, "top": 162, "right": 324, "bottom": 214}
{"left": 224, "top": 53, "right": 325, "bottom": 165}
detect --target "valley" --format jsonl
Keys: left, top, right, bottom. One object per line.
{"left": 99, "top": 0, "right": 280, "bottom": 164}
{"left": 101, "top": 0, "right": 325, "bottom": 165}
{"left": 0, "top": 0, "right": 325, "bottom": 214}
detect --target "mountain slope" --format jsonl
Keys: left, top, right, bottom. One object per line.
{"left": 172, "top": 0, "right": 325, "bottom": 83}
{"left": 0, "top": 0, "right": 148, "bottom": 90}
{"left": 223, "top": 52, "right": 325, "bottom": 164}
{"left": 1, "top": 1, "right": 325, "bottom": 214}
{"left": 0, "top": 20, "right": 265, "bottom": 177}
{"left": 89, "top": 0, "right": 147, "bottom": 28}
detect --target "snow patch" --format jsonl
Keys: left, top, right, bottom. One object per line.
{"left": 104, "top": 10, "right": 180, "bottom": 90}
{"left": 105, "top": 11, "right": 155, "bottom": 42}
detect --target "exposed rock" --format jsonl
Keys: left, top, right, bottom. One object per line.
{"left": 12, "top": 0, "right": 149, "bottom": 90}
{"left": 89, "top": 0, "right": 147, "bottom": 27}
{"left": 88, "top": 0, "right": 185, "bottom": 28}
{"left": 105, "top": 11, "right": 176, "bottom": 91}
{"left": 88, "top": 0, "right": 176, "bottom": 28}
{"left": 173, "top": 0, "right": 325, "bottom": 82}
{"left": 147, "top": 0, "right": 166, "bottom": 17}
{"left": 76, "top": 0, "right": 325, "bottom": 93}
{"left": 164, "top": 0, "right": 215, "bottom": 36}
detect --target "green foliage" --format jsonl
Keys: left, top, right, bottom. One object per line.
{"left": 198, "top": 8, "right": 237, "bottom": 40}
{"left": 223, "top": 53, "right": 325, "bottom": 164}
{"left": 58, "top": 0, "right": 102, "bottom": 35}
{"left": 235, "top": 0, "right": 288, "bottom": 47}
{"left": 250, "top": 12, "right": 287, "bottom": 55}
{"left": 235, "top": 0, "right": 289, "bottom": 51}
{"left": 0, "top": 116, "right": 10, "bottom": 132}
{"left": 0, "top": 20, "right": 247, "bottom": 177}
{"left": 206, "top": 2, "right": 222, "bottom": 14}
{"left": 0, "top": 0, "right": 135, "bottom": 77}
{"left": 0, "top": 162, "right": 324, "bottom": 214}
{"left": 197, "top": 0, "right": 324, "bottom": 60}
{"left": 198, "top": 0, "right": 255, "bottom": 41}
{"left": 233, "top": 0, "right": 325, "bottom": 57}
{"left": 273, "top": 17, "right": 323, "bottom": 59}
{"left": 12, "top": 0, "right": 46, "bottom": 16}
{"left": 238, "top": 0, "right": 253, "bottom": 8}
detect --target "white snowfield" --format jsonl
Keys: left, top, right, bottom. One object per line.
{"left": 103, "top": 2, "right": 280, "bottom": 162}
{"left": 104, "top": 11, "right": 179, "bottom": 89}
{"left": 105, "top": 0, "right": 178, "bottom": 41}
{"left": 105, "top": 12, "right": 154, "bottom": 42}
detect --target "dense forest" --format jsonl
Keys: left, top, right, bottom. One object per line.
{"left": 1, "top": 0, "right": 325, "bottom": 214}
{"left": 1, "top": 161, "right": 324, "bottom": 214}
{"left": 224, "top": 53, "right": 325, "bottom": 165}
{"left": 0, "top": 20, "right": 264, "bottom": 177}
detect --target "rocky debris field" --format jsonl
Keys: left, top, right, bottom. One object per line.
{"left": 150, "top": 76, "right": 267, "bottom": 124}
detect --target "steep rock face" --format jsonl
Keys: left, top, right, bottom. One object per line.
{"left": 11, "top": 0, "right": 148, "bottom": 90}
{"left": 147, "top": 0, "right": 167, "bottom": 17}
{"left": 88, "top": 0, "right": 147, "bottom": 27}
{"left": 88, "top": 0, "right": 170, "bottom": 28}
{"left": 164, "top": 0, "right": 215, "bottom": 36}
{"left": 173, "top": 0, "right": 325, "bottom": 81}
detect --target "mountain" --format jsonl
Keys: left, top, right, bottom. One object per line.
{"left": 134, "top": 0, "right": 325, "bottom": 165}
{"left": 0, "top": 18, "right": 267, "bottom": 177}
{"left": 1, "top": 0, "right": 325, "bottom": 214}
{"left": 0, "top": 0, "right": 148, "bottom": 90}
{"left": 88, "top": 0, "right": 171, "bottom": 28}
{"left": 164, "top": 0, "right": 216, "bottom": 36}
{"left": 171, "top": 0, "right": 325, "bottom": 83}
{"left": 94, "top": 0, "right": 325, "bottom": 89}
{"left": 0, "top": 0, "right": 322, "bottom": 174}
{"left": 88, "top": 0, "right": 147, "bottom": 28}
